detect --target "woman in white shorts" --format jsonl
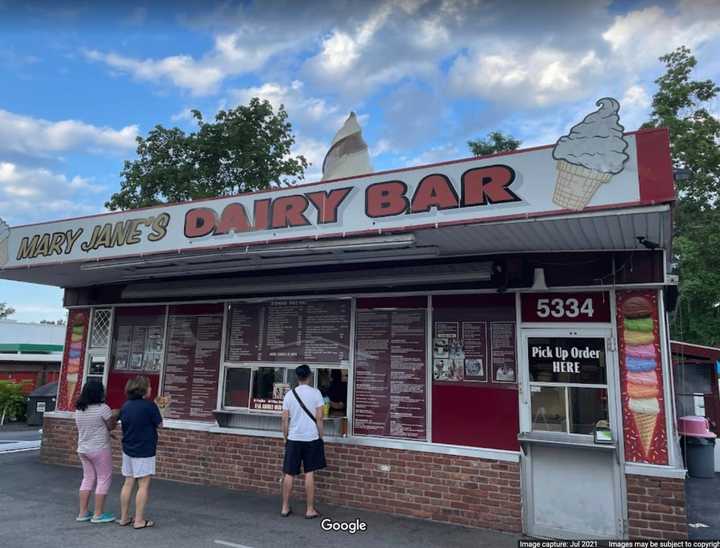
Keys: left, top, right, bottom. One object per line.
{"left": 117, "top": 376, "right": 162, "bottom": 530}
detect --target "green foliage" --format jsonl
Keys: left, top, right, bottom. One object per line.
{"left": 0, "top": 303, "right": 14, "bottom": 319}
{"left": 0, "top": 381, "right": 27, "bottom": 422}
{"left": 106, "top": 98, "right": 309, "bottom": 210}
{"left": 468, "top": 131, "right": 521, "bottom": 157}
{"left": 643, "top": 46, "right": 720, "bottom": 345}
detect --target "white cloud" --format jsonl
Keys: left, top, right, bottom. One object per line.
{"left": 230, "top": 80, "right": 345, "bottom": 133}
{"left": 0, "top": 109, "right": 138, "bottom": 156}
{"left": 448, "top": 47, "right": 604, "bottom": 107}
{"left": 0, "top": 162, "right": 105, "bottom": 224}
{"left": 602, "top": 2, "right": 720, "bottom": 69}
{"left": 85, "top": 26, "right": 302, "bottom": 96}
{"left": 292, "top": 136, "right": 327, "bottom": 183}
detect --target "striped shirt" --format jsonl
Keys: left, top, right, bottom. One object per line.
{"left": 75, "top": 403, "right": 112, "bottom": 453}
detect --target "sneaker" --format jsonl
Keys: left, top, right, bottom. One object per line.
{"left": 91, "top": 512, "right": 116, "bottom": 524}
{"left": 76, "top": 512, "right": 92, "bottom": 522}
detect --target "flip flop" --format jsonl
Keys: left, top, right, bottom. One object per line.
{"left": 305, "top": 513, "right": 321, "bottom": 520}
{"left": 116, "top": 517, "right": 134, "bottom": 526}
{"left": 133, "top": 519, "right": 155, "bottom": 530}
{"left": 280, "top": 509, "right": 292, "bottom": 517}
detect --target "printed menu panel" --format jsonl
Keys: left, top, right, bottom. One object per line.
{"left": 225, "top": 299, "right": 351, "bottom": 364}
{"left": 433, "top": 319, "right": 488, "bottom": 382}
{"left": 111, "top": 308, "right": 166, "bottom": 373}
{"left": 162, "top": 303, "right": 224, "bottom": 422}
{"left": 354, "top": 309, "right": 426, "bottom": 440}
{"left": 491, "top": 322, "right": 516, "bottom": 383}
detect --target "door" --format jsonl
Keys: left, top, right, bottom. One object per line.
{"left": 519, "top": 327, "right": 624, "bottom": 539}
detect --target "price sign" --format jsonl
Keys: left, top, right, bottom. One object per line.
{"left": 521, "top": 292, "right": 610, "bottom": 323}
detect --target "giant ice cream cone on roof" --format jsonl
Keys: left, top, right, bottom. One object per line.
{"left": 322, "top": 112, "right": 373, "bottom": 181}
{"left": 552, "top": 98, "right": 630, "bottom": 210}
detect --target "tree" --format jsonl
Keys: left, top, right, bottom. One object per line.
{"left": 468, "top": 131, "right": 521, "bottom": 157}
{"left": 0, "top": 303, "right": 14, "bottom": 319}
{"left": 0, "top": 381, "right": 26, "bottom": 424}
{"left": 106, "top": 98, "right": 309, "bottom": 210}
{"left": 643, "top": 47, "right": 720, "bottom": 346}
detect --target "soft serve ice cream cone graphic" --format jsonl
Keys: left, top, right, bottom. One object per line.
{"left": 0, "top": 218, "right": 10, "bottom": 267}
{"left": 552, "top": 98, "right": 630, "bottom": 210}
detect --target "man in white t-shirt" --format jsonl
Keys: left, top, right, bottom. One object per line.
{"left": 280, "top": 364, "right": 326, "bottom": 519}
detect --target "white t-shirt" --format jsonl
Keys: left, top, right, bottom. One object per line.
{"left": 282, "top": 384, "right": 324, "bottom": 442}
{"left": 75, "top": 403, "right": 112, "bottom": 453}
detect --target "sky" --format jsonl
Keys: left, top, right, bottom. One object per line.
{"left": 0, "top": 0, "right": 719, "bottom": 323}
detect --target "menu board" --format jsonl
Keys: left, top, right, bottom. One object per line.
{"left": 491, "top": 322, "right": 516, "bottom": 383}
{"left": 162, "top": 304, "right": 224, "bottom": 421}
{"left": 225, "top": 299, "right": 351, "bottom": 363}
{"left": 112, "top": 309, "right": 166, "bottom": 373}
{"left": 432, "top": 320, "right": 488, "bottom": 382}
{"left": 354, "top": 309, "right": 426, "bottom": 440}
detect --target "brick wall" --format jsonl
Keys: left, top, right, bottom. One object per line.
{"left": 41, "top": 416, "right": 521, "bottom": 533}
{"left": 626, "top": 474, "right": 688, "bottom": 539}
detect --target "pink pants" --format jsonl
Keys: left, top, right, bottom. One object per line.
{"left": 79, "top": 448, "right": 113, "bottom": 495}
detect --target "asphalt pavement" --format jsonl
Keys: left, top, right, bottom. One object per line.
{"left": 0, "top": 424, "right": 42, "bottom": 452}
{"left": 0, "top": 450, "right": 520, "bottom": 548}
{"left": 686, "top": 473, "right": 720, "bottom": 540}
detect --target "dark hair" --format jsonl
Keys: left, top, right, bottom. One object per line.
{"left": 295, "top": 364, "right": 311, "bottom": 381}
{"left": 125, "top": 376, "right": 150, "bottom": 400}
{"left": 76, "top": 380, "right": 105, "bottom": 411}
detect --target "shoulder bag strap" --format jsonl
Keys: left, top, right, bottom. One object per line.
{"left": 292, "top": 387, "right": 318, "bottom": 426}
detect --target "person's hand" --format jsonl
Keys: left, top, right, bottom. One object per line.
{"left": 111, "top": 409, "right": 120, "bottom": 418}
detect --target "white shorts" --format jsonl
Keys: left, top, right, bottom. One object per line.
{"left": 121, "top": 453, "right": 156, "bottom": 478}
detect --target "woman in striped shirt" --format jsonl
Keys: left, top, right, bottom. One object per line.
{"left": 74, "top": 380, "right": 119, "bottom": 524}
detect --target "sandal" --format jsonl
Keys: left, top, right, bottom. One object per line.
{"left": 281, "top": 509, "right": 293, "bottom": 517}
{"left": 305, "top": 513, "right": 321, "bottom": 520}
{"left": 117, "top": 517, "right": 133, "bottom": 526}
{"left": 133, "top": 519, "right": 155, "bottom": 529}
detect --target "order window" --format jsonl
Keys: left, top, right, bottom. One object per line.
{"left": 221, "top": 365, "right": 347, "bottom": 414}
{"left": 528, "top": 337, "right": 609, "bottom": 435}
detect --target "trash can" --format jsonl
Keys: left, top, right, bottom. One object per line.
{"left": 683, "top": 436, "right": 716, "bottom": 478}
{"left": 679, "top": 415, "right": 717, "bottom": 479}
{"left": 26, "top": 382, "right": 58, "bottom": 427}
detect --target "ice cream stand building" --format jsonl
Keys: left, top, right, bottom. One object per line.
{"left": 0, "top": 100, "right": 687, "bottom": 539}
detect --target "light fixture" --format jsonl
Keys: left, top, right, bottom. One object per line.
{"left": 80, "top": 234, "right": 418, "bottom": 272}
{"left": 530, "top": 268, "right": 548, "bottom": 290}
{"left": 121, "top": 260, "right": 493, "bottom": 299}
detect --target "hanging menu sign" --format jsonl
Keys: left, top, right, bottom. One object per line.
{"left": 491, "top": 322, "right": 516, "bottom": 383}
{"left": 225, "top": 299, "right": 351, "bottom": 363}
{"left": 162, "top": 303, "right": 224, "bottom": 421}
{"left": 354, "top": 309, "right": 426, "bottom": 440}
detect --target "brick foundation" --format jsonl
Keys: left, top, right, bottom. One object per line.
{"left": 626, "top": 474, "right": 688, "bottom": 539}
{"left": 41, "top": 416, "right": 521, "bottom": 532}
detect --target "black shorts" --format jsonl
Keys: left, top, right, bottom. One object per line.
{"left": 283, "top": 439, "right": 326, "bottom": 476}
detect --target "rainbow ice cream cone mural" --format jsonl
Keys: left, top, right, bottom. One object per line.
{"left": 622, "top": 295, "right": 661, "bottom": 458}
{"left": 61, "top": 312, "right": 89, "bottom": 409}
{"left": 552, "top": 98, "right": 630, "bottom": 211}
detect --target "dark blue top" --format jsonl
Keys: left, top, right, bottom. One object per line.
{"left": 120, "top": 399, "right": 162, "bottom": 458}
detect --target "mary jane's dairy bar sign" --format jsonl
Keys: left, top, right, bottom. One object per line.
{"left": 0, "top": 99, "right": 669, "bottom": 270}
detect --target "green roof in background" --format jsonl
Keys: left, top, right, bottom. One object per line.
{"left": 0, "top": 343, "right": 64, "bottom": 354}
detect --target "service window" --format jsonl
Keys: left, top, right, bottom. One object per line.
{"left": 317, "top": 368, "right": 348, "bottom": 417}
{"left": 223, "top": 368, "right": 251, "bottom": 408}
{"left": 528, "top": 336, "right": 609, "bottom": 435}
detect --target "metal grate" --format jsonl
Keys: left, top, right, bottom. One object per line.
{"left": 90, "top": 309, "right": 112, "bottom": 348}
